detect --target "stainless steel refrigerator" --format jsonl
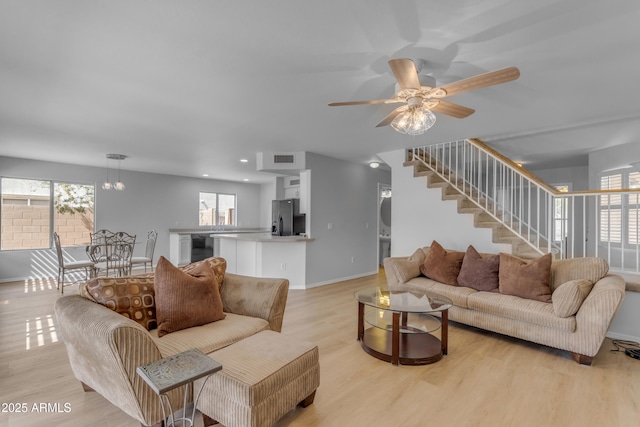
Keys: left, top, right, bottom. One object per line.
{"left": 272, "top": 199, "right": 305, "bottom": 236}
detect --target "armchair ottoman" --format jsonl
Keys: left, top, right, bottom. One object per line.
{"left": 197, "top": 330, "right": 320, "bottom": 427}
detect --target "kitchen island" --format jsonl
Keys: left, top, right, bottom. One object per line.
{"left": 216, "top": 232, "right": 312, "bottom": 289}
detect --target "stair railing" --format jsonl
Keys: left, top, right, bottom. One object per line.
{"left": 407, "top": 138, "right": 640, "bottom": 272}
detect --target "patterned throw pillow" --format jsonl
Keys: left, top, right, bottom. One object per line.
{"left": 155, "top": 256, "right": 225, "bottom": 337}
{"left": 82, "top": 276, "right": 157, "bottom": 330}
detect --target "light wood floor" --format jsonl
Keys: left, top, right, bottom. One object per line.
{"left": 1, "top": 270, "right": 639, "bottom": 427}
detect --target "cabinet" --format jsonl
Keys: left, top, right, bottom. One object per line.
{"left": 179, "top": 235, "right": 191, "bottom": 266}
{"left": 169, "top": 233, "right": 193, "bottom": 266}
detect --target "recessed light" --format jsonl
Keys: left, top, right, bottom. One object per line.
{"left": 240, "top": 159, "right": 248, "bottom": 163}
{"left": 369, "top": 162, "right": 380, "bottom": 168}
{"left": 243, "top": 178, "right": 249, "bottom": 182}
{"left": 202, "top": 174, "right": 209, "bottom": 177}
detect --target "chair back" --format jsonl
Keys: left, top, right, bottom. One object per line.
{"left": 145, "top": 230, "right": 158, "bottom": 259}
{"left": 53, "top": 232, "right": 64, "bottom": 267}
{"left": 104, "top": 232, "right": 136, "bottom": 274}
{"left": 91, "top": 229, "right": 115, "bottom": 246}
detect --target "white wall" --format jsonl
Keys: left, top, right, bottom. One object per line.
{"left": 0, "top": 156, "right": 261, "bottom": 281}
{"left": 529, "top": 165, "right": 589, "bottom": 191}
{"left": 379, "top": 149, "right": 511, "bottom": 256}
{"left": 303, "top": 152, "right": 391, "bottom": 287}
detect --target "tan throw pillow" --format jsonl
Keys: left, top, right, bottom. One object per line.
{"left": 457, "top": 245, "right": 500, "bottom": 292}
{"left": 499, "top": 253, "right": 553, "bottom": 302}
{"left": 82, "top": 276, "right": 157, "bottom": 330}
{"left": 420, "top": 240, "right": 465, "bottom": 286}
{"left": 552, "top": 279, "right": 594, "bottom": 317}
{"left": 155, "top": 256, "right": 225, "bottom": 337}
{"left": 392, "top": 248, "right": 427, "bottom": 284}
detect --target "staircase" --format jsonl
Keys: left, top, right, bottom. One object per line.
{"left": 404, "top": 156, "right": 544, "bottom": 259}
{"left": 403, "top": 138, "right": 640, "bottom": 274}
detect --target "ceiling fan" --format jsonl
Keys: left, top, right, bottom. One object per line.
{"left": 329, "top": 58, "right": 520, "bottom": 135}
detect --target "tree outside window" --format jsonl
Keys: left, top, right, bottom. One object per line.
{"left": 1, "top": 177, "right": 95, "bottom": 250}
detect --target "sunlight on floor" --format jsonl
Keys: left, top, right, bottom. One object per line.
{"left": 24, "top": 277, "right": 56, "bottom": 293}
{"left": 25, "top": 314, "right": 58, "bottom": 350}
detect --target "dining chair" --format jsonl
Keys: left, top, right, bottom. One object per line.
{"left": 131, "top": 229, "right": 157, "bottom": 273}
{"left": 88, "top": 229, "right": 115, "bottom": 263}
{"left": 53, "top": 232, "right": 95, "bottom": 294}
{"left": 93, "top": 232, "right": 136, "bottom": 277}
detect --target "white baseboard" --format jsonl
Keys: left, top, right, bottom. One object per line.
{"left": 607, "top": 331, "right": 640, "bottom": 343}
{"left": 292, "top": 269, "right": 380, "bottom": 290}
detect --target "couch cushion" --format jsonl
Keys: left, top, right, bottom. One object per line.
{"left": 499, "top": 253, "right": 552, "bottom": 303}
{"left": 149, "top": 313, "right": 270, "bottom": 357}
{"left": 155, "top": 256, "right": 225, "bottom": 337}
{"left": 467, "top": 291, "right": 576, "bottom": 332}
{"left": 81, "top": 276, "right": 157, "bottom": 330}
{"left": 457, "top": 245, "right": 500, "bottom": 292}
{"left": 420, "top": 240, "right": 465, "bottom": 286}
{"left": 550, "top": 257, "right": 609, "bottom": 292}
{"left": 552, "top": 279, "right": 595, "bottom": 317}
{"left": 404, "top": 277, "right": 476, "bottom": 308}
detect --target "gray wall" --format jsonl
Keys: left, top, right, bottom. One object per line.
{"left": 304, "top": 153, "right": 391, "bottom": 286}
{"left": 0, "top": 156, "right": 261, "bottom": 281}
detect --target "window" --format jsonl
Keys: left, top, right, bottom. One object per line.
{"left": 599, "top": 169, "right": 640, "bottom": 245}
{"left": 199, "top": 192, "right": 236, "bottom": 226}
{"left": 1, "top": 177, "right": 95, "bottom": 250}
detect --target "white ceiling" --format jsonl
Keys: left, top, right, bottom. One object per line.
{"left": 1, "top": 0, "right": 640, "bottom": 183}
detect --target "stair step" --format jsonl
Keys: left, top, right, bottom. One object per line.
{"left": 404, "top": 150, "right": 553, "bottom": 259}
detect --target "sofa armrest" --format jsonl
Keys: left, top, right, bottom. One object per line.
{"left": 55, "top": 295, "right": 178, "bottom": 426}
{"left": 220, "top": 273, "right": 289, "bottom": 332}
{"left": 574, "top": 273, "right": 626, "bottom": 356}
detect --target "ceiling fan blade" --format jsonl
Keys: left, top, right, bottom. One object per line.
{"left": 429, "top": 100, "right": 475, "bottom": 118}
{"left": 375, "top": 105, "right": 408, "bottom": 127}
{"left": 433, "top": 67, "right": 520, "bottom": 98}
{"left": 328, "top": 98, "right": 403, "bottom": 107}
{"left": 388, "top": 58, "right": 422, "bottom": 90}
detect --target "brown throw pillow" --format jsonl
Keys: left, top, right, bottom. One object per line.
{"left": 82, "top": 276, "right": 157, "bottom": 330}
{"left": 420, "top": 240, "right": 465, "bottom": 286}
{"left": 457, "top": 245, "right": 499, "bottom": 292}
{"left": 499, "top": 253, "right": 553, "bottom": 302}
{"left": 155, "top": 256, "right": 225, "bottom": 337}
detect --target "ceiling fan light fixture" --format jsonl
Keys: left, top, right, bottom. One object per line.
{"left": 391, "top": 107, "right": 436, "bottom": 136}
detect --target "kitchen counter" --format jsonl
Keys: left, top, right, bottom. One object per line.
{"left": 168, "top": 228, "right": 267, "bottom": 235}
{"left": 215, "top": 232, "right": 313, "bottom": 242}
{"left": 217, "top": 233, "right": 311, "bottom": 289}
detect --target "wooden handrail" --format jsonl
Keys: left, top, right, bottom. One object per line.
{"left": 468, "top": 139, "right": 640, "bottom": 197}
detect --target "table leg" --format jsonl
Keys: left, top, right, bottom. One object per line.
{"left": 357, "top": 302, "right": 364, "bottom": 341}
{"left": 392, "top": 312, "right": 400, "bottom": 365}
{"left": 441, "top": 309, "right": 448, "bottom": 355}
{"left": 401, "top": 311, "right": 408, "bottom": 329}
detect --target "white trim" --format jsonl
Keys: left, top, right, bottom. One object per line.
{"left": 290, "top": 270, "right": 380, "bottom": 290}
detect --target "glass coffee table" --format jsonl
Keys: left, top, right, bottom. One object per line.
{"left": 355, "top": 287, "right": 452, "bottom": 366}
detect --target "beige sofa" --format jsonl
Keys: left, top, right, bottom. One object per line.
{"left": 55, "top": 268, "right": 290, "bottom": 427}
{"left": 384, "top": 247, "right": 626, "bottom": 365}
